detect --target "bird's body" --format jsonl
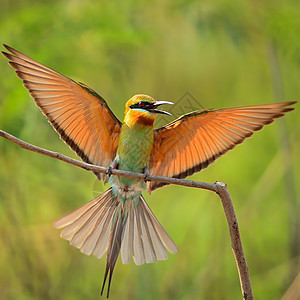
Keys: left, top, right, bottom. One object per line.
{"left": 113, "top": 98, "right": 155, "bottom": 194}
{"left": 2, "top": 45, "right": 296, "bottom": 298}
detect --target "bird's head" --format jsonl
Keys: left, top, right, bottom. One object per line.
{"left": 124, "top": 94, "right": 173, "bottom": 126}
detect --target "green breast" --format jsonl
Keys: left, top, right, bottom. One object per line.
{"left": 117, "top": 123, "right": 154, "bottom": 186}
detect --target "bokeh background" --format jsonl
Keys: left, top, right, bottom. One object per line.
{"left": 0, "top": 0, "right": 299, "bottom": 299}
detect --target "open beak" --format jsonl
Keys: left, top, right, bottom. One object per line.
{"left": 148, "top": 101, "right": 173, "bottom": 116}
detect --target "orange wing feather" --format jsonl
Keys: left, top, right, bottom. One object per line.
{"left": 148, "top": 102, "right": 296, "bottom": 192}
{"left": 2, "top": 45, "right": 121, "bottom": 180}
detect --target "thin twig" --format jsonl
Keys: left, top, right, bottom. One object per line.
{"left": 0, "top": 129, "right": 254, "bottom": 300}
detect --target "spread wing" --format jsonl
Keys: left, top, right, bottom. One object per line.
{"left": 2, "top": 45, "right": 121, "bottom": 180}
{"left": 148, "top": 102, "right": 295, "bottom": 192}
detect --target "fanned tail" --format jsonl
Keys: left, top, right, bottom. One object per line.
{"left": 53, "top": 189, "right": 178, "bottom": 298}
{"left": 121, "top": 195, "right": 178, "bottom": 265}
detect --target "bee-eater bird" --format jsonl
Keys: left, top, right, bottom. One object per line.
{"left": 2, "top": 44, "right": 296, "bottom": 298}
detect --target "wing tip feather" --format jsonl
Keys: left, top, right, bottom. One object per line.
{"left": 149, "top": 101, "right": 296, "bottom": 192}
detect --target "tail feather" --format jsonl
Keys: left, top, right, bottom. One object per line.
{"left": 132, "top": 208, "right": 146, "bottom": 265}
{"left": 82, "top": 207, "right": 113, "bottom": 257}
{"left": 53, "top": 189, "right": 178, "bottom": 298}
{"left": 120, "top": 212, "right": 133, "bottom": 264}
{"left": 139, "top": 196, "right": 178, "bottom": 255}
{"left": 54, "top": 196, "right": 100, "bottom": 228}
{"left": 137, "top": 205, "right": 157, "bottom": 263}
{"left": 121, "top": 195, "right": 178, "bottom": 265}
{"left": 53, "top": 188, "right": 113, "bottom": 257}
{"left": 70, "top": 204, "right": 111, "bottom": 249}
{"left": 138, "top": 199, "right": 166, "bottom": 261}
{"left": 101, "top": 209, "right": 125, "bottom": 298}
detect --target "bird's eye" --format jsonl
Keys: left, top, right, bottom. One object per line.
{"left": 138, "top": 101, "right": 145, "bottom": 107}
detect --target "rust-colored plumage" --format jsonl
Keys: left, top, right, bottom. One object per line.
{"left": 148, "top": 103, "right": 294, "bottom": 191}
{"left": 2, "top": 45, "right": 121, "bottom": 181}
{"left": 2, "top": 44, "right": 296, "bottom": 298}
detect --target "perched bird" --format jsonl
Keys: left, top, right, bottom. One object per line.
{"left": 2, "top": 45, "right": 296, "bottom": 298}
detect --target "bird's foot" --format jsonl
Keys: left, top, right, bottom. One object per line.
{"left": 143, "top": 166, "right": 150, "bottom": 183}
{"left": 104, "top": 166, "right": 113, "bottom": 183}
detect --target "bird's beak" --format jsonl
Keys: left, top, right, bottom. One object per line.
{"left": 149, "top": 101, "right": 174, "bottom": 116}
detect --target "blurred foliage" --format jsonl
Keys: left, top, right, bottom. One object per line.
{"left": 0, "top": 0, "right": 300, "bottom": 299}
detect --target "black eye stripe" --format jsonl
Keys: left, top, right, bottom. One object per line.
{"left": 130, "top": 101, "right": 151, "bottom": 109}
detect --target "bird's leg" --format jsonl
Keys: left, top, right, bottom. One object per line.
{"left": 105, "top": 155, "right": 119, "bottom": 183}
{"left": 142, "top": 165, "right": 150, "bottom": 182}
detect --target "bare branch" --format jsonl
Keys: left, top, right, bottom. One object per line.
{"left": 215, "top": 182, "right": 254, "bottom": 300}
{"left": 0, "top": 129, "right": 254, "bottom": 300}
{"left": 0, "top": 130, "right": 216, "bottom": 191}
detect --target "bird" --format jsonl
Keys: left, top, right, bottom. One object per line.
{"left": 2, "top": 44, "right": 296, "bottom": 298}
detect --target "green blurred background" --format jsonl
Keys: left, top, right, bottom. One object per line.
{"left": 0, "top": 0, "right": 299, "bottom": 299}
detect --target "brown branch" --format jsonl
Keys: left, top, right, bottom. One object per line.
{"left": 0, "top": 129, "right": 254, "bottom": 300}
{"left": 216, "top": 182, "right": 253, "bottom": 300}
{"left": 0, "top": 130, "right": 216, "bottom": 191}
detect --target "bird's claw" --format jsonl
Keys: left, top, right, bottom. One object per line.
{"left": 104, "top": 166, "right": 113, "bottom": 183}
{"left": 107, "top": 166, "right": 113, "bottom": 176}
{"left": 143, "top": 166, "right": 150, "bottom": 182}
{"left": 143, "top": 172, "right": 150, "bottom": 182}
